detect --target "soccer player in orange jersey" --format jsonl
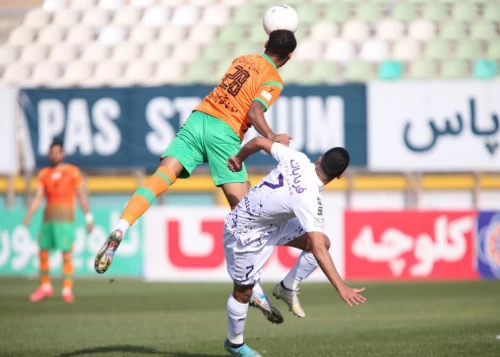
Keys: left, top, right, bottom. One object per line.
{"left": 24, "top": 140, "right": 93, "bottom": 303}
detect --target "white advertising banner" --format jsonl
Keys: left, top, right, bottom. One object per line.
{"left": 0, "top": 87, "right": 19, "bottom": 174}
{"left": 143, "top": 194, "right": 344, "bottom": 282}
{"left": 368, "top": 81, "right": 500, "bottom": 171}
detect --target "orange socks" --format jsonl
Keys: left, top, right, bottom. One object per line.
{"left": 62, "top": 251, "right": 74, "bottom": 290}
{"left": 39, "top": 250, "right": 50, "bottom": 286}
{"left": 121, "top": 166, "right": 177, "bottom": 225}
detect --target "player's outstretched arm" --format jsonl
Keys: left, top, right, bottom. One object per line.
{"left": 23, "top": 184, "right": 44, "bottom": 226}
{"left": 227, "top": 137, "right": 274, "bottom": 172}
{"left": 308, "top": 231, "right": 366, "bottom": 307}
{"left": 77, "top": 184, "right": 94, "bottom": 233}
{"left": 247, "top": 101, "right": 292, "bottom": 146}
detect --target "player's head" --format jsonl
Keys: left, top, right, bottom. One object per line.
{"left": 316, "top": 147, "right": 350, "bottom": 183}
{"left": 48, "top": 139, "right": 64, "bottom": 166}
{"left": 264, "top": 30, "right": 297, "bottom": 68}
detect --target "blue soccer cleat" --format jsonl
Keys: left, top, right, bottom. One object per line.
{"left": 224, "top": 339, "right": 262, "bottom": 357}
{"left": 249, "top": 291, "right": 284, "bottom": 324}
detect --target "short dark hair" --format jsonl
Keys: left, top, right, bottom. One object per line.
{"left": 50, "top": 139, "right": 63, "bottom": 150}
{"left": 264, "top": 30, "right": 297, "bottom": 60}
{"left": 320, "top": 147, "right": 350, "bottom": 179}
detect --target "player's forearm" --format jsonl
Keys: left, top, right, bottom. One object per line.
{"left": 311, "top": 243, "right": 346, "bottom": 292}
{"left": 235, "top": 138, "right": 266, "bottom": 162}
{"left": 26, "top": 199, "right": 42, "bottom": 218}
{"left": 251, "top": 115, "right": 275, "bottom": 140}
{"left": 78, "top": 191, "right": 90, "bottom": 214}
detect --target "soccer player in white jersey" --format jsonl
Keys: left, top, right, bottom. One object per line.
{"left": 222, "top": 137, "right": 366, "bottom": 357}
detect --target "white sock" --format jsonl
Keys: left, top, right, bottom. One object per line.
{"left": 282, "top": 251, "right": 318, "bottom": 291}
{"left": 113, "top": 219, "right": 130, "bottom": 236}
{"left": 62, "top": 287, "right": 72, "bottom": 295}
{"left": 227, "top": 295, "right": 249, "bottom": 345}
{"left": 252, "top": 281, "right": 264, "bottom": 296}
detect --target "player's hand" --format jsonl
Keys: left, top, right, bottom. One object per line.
{"left": 270, "top": 133, "right": 293, "bottom": 146}
{"left": 227, "top": 156, "right": 243, "bottom": 172}
{"left": 338, "top": 286, "right": 366, "bottom": 307}
{"left": 23, "top": 216, "right": 31, "bottom": 226}
{"left": 86, "top": 221, "right": 94, "bottom": 233}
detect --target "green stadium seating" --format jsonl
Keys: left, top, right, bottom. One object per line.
{"left": 280, "top": 61, "right": 307, "bottom": 83}
{"left": 473, "top": 59, "right": 498, "bottom": 79}
{"left": 421, "top": 4, "right": 448, "bottom": 22}
{"left": 408, "top": 60, "right": 438, "bottom": 79}
{"left": 183, "top": 61, "right": 217, "bottom": 84}
{"left": 325, "top": 4, "right": 351, "bottom": 23}
{"left": 233, "top": 42, "right": 264, "bottom": 57}
{"left": 424, "top": 39, "right": 453, "bottom": 60}
{"left": 204, "top": 44, "right": 230, "bottom": 61}
{"left": 453, "top": 3, "right": 479, "bottom": 22}
{"left": 304, "top": 61, "right": 339, "bottom": 84}
{"left": 470, "top": 21, "right": 496, "bottom": 40}
{"left": 378, "top": 60, "right": 404, "bottom": 80}
{"left": 456, "top": 40, "right": 483, "bottom": 60}
{"left": 391, "top": 3, "right": 417, "bottom": 22}
{"left": 233, "top": 7, "right": 259, "bottom": 25}
{"left": 345, "top": 61, "right": 374, "bottom": 82}
{"left": 295, "top": 5, "right": 318, "bottom": 25}
{"left": 487, "top": 41, "right": 500, "bottom": 60}
{"left": 483, "top": 4, "right": 500, "bottom": 22}
{"left": 218, "top": 25, "right": 246, "bottom": 44}
{"left": 356, "top": 3, "right": 383, "bottom": 23}
{"left": 440, "top": 21, "right": 467, "bottom": 41}
{"left": 441, "top": 59, "right": 469, "bottom": 79}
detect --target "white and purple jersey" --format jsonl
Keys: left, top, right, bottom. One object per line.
{"left": 225, "top": 143, "right": 325, "bottom": 248}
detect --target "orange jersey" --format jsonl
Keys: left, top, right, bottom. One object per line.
{"left": 195, "top": 54, "right": 284, "bottom": 139}
{"left": 39, "top": 164, "right": 83, "bottom": 222}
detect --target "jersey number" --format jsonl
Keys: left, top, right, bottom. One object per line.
{"left": 220, "top": 66, "right": 250, "bottom": 97}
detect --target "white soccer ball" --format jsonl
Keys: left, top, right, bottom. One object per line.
{"left": 263, "top": 4, "right": 299, "bottom": 35}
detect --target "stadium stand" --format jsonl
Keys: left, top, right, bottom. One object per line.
{"left": 0, "top": 0, "right": 499, "bottom": 87}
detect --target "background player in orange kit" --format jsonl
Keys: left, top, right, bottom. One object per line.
{"left": 24, "top": 140, "right": 93, "bottom": 303}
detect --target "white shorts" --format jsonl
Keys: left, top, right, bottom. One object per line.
{"left": 224, "top": 218, "right": 304, "bottom": 286}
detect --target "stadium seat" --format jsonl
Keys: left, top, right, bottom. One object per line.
{"left": 112, "top": 43, "right": 141, "bottom": 62}
{"left": 183, "top": 61, "right": 217, "bottom": 84}
{"left": 8, "top": 27, "right": 35, "bottom": 45}
{"left": 487, "top": 41, "right": 500, "bottom": 60}
{"left": 24, "top": 9, "right": 52, "bottom": 28}
{"left": 294, "top": 41, "right": 323, "bottom": 61}
{"left": 221, "top": 0, "right": 248, "bottom": 6}
{"left": 424, "top": 39, "right": 454, "bottom": 61}
{"left": 307, "top": 61, "right": 340, "bottom": 84}
{"left": 189, "top": 25, "right": 216, "bottom": 44}
{"left": 159, "top": 0, "right": 184, "bottom": 5}
{"left": 378, "top": 60, "right": 404, "bottom": 80}
{"left": 470, "top": 21, "right": 496, "bottom": 41}
{"left": 190, "top": 0, "right": 214, "bottom": 5}
{"left": 71, "top": 0, "right": 97, "bottom": 10}
{"left": 392, "top": 39, "right": 421, "bottom": 61}
{"left": 172, "top": 42, "right": 202, "bottom": 62}
{"left": 441, "top": 59, "right": 469, "bottom": 79}
{"left": 473, "top": 59, "right": 498, "bottom": 79}
{"left": 149, "top": 60, "right": 184, "bottom": 84}
{"left": 98, "top": 0, "right": 125, "bottom": 10}
{"left": 233, "top": 42, "right": 263, "bottom": 57}
{"left": 295, "top": 5, "right": 318, "bottom": 25}
{"left": 49, "top": 44, "right": 79, "bottom": 62}
{"left": 376, "top": 19, "right": 404, "bottom": 41}
{"left": 142, "top": 42, "right": 170, "bottom": 61}
{"left": 129, "top": 25, "right": 157, "bottom": 44}
{"left": 31, "top": 62, "right": 63, "bottom": 87}
{"left": 20, "top": 45, "right": 48, "bottom": 64}
{"left": 114, "top": 7, "right": 142, "bottom": 27}
{"left": 130, "top": 0, "right": 156, "bottom": 7}
{"left": 80, "top": 43, "right": 110, "bottom": 62}
{"left": 356, "top": 3, "right": 382, "bottom": 23}
{"left": 158, "top": 25, "right": 187, "bottom": 44}
{"left": 421, "top": 3, "right": 448, "bottom": 22}
{"left": 2, "top": 62, "right": 31, "bottom": 84}
{"left": 232, "top": 7, "right": 258, "bottom": 26}
{"left": 359, "top": 39, "right": 389, "bottom": 62}
{"left": 483, "top": 3, "right": 500, "bottom": 22}
{"left": 92, "top": 61, "right": 125, "bottom": 86}
{"left": 0, "top": 45, "right": 19, "bottom": 65}
{"left": 171, "top": 4, "right": 199, "bottom": 27}
{"left": 97, "top": 26, "right": 126, "bottom": 45}
{"left": 122, "top": 61, "right": 155, "bottom": 85}
{"left": 67, "top": 26, "right": 96, "bottom": 44}
{"left": 309, "top": 22, "right": 338, "bottom": 42}
{"left": 218, "top": 25, "right": 245, "bottom": 44}
{"left": 391, "top": 3, "right": 417, "bottom": 22}
{"left": 203, "top": 44, "right": 229, "bottom": 61}
{"left": 407, "top": 59, "right": 438, "bottom": 79}
{"left": 408, "top": 19, "right": 436, "bottom": 41}
{"left": 82, "top": 8, "right": 111, "bottom": 27}
{"left": 345, "top": 61, "right": 374, "bottom": 82}
{"left": 453, "top": 3, "right": 478, "bottom": 22}
{"left": 60, "top": 61, "right": 94, "bottom": 86}
{"left": 440, "top": 21, "right": 467, "bottom": 41}
{"left": 142, "top": 6, "right": 170, "bottom": 27}
{"left": 52, "top": 9, "right": 81, "bottom": 27}
{"left": 455, "top": 40, "right": 483, "bottom": 60}
{"left": 37, "top": 27, "right": 66, "bottom": 45}
{"left": 324, "top": 3, "right": 351, "bottom": 24}
{"left": 43, "top": 0, "right": 67, "bottom": 12}
{"left": 280, "top": 61, "right": 306, "bottom": 84}
{"left": 342, "top": 20, "right": 370, "bottom": 43}
{"left": 325, "top": 39, "right": 355, "bottom": 63}
{"left": 201, "top": 4, "right": 230, "bottom": 27}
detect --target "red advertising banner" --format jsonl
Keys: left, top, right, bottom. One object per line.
{"left": 345, "top": 211, "right": 479, "bottom": 280}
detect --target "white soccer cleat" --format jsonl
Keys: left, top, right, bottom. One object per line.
{"left": 249, "top": 291, "right": 284, "bottom": 324}
{"left": 272, "top": 282, "right": 306, "bottom": 318}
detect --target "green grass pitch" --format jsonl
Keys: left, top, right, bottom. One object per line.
{"left": 0, "top": 278, "right": 499, "bottom": 357}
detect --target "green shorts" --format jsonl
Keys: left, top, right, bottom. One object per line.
{"left": 38, "top": 222, "right": 75, "bottom": 252}
{"left": 162, "top": 111, "right": 248, "bottom": 186}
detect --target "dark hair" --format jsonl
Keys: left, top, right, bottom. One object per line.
{"left": 264, "top": 30, "right": 297, "bottom": 60}
{"left": 50, "top": 139, "right": 63, "bottom": 150}
{"left": 320, "top": 147, "right": 350, "bottom": 179}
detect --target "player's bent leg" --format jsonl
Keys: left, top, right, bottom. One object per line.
{"left": 95, "top": 157, "right": 183, "bottom": 274}
{"left": 225, "top": 283, "right": 262, "bottom": 357}
{"left": 249, "top": 280, "right": 284, "bottom": 324}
